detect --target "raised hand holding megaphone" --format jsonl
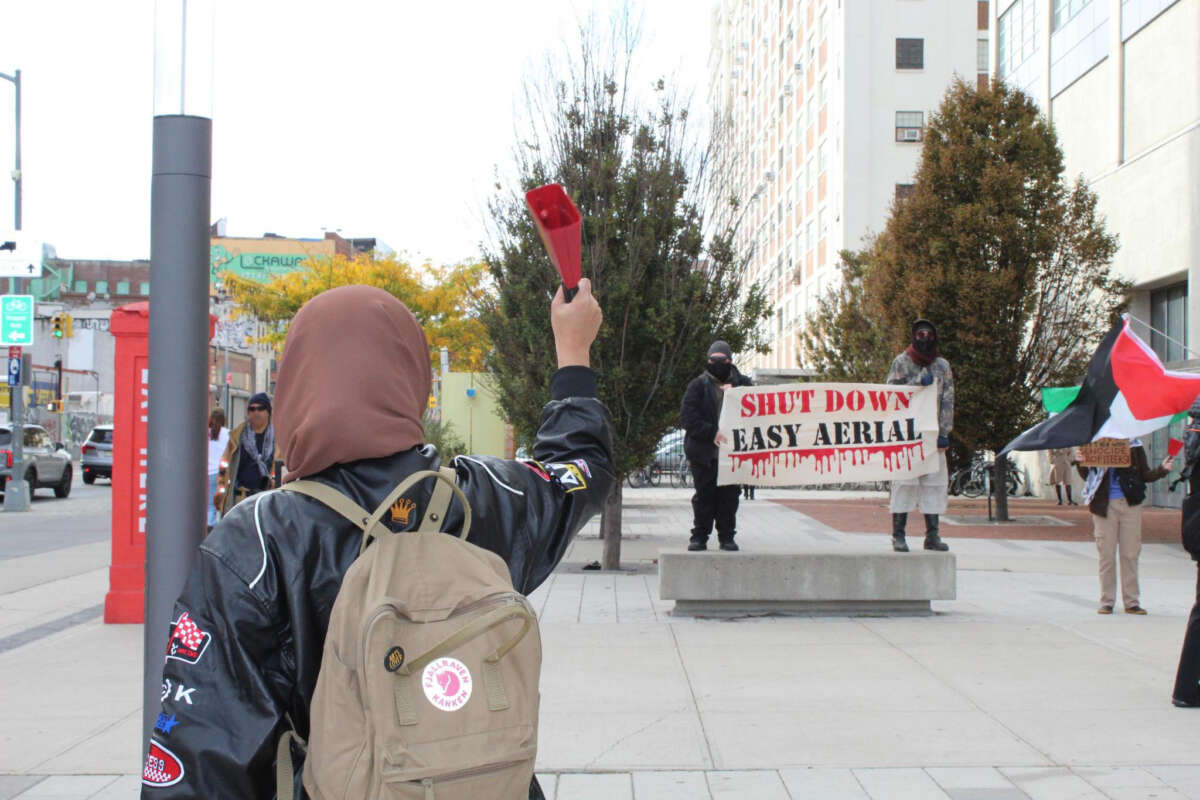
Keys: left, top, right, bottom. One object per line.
{"left": 525, "top": 183, "right": 582, "bottom": 302}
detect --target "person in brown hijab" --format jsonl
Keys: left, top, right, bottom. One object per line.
{"left": 144, "top": 281, "right": 613, "bottom": 800}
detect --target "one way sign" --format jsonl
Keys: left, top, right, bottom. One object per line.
{"left": 0, "top": 232, "right": 45, "bottom": 279}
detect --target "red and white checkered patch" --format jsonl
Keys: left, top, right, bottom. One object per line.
{"left": 142, "top": 740, "right": 184, "bottom": 787}
{"left": 174, "top": 613, "right": 204, "bottom": 650}
{"left": 166, "top": 612, "right": 212, "bottom": 664}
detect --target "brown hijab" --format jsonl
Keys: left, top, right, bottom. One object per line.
{"left": 274, "top": 285, "right": 430, "bottom": 482}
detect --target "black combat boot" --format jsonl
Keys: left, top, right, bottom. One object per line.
{"left": 1055, "top": 485, "right": 1063, "bottom": 505}
{"left": 923, "top": 514, "right": 949, "bottom": 551}
{"left": 891, "top": 513, "right": 909, "bottom": 552}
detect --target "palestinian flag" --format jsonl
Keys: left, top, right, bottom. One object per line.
{"left": 1002, "top": 316, "right": 1200, "bottom": 454}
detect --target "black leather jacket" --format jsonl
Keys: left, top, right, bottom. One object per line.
{"left": 680, "top": 366, "right": 751, "bottom": 465}
{"left": 142, "top": 367, "right": 613, "bottom": 799}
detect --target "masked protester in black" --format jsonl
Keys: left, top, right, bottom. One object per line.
{"left": 1172, "top": 395, "right": 1200, "bottom": 707}
{"left": 680, "top": 341, "right": 752, "bottom": 551}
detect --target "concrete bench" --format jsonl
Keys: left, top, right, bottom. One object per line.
{"left": 659, "top": 550, "right": 956, "bottom": 617}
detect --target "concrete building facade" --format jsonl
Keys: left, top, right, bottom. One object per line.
{"left": 708, "top": 0, "right": 988, "bottom": 372}
{"left": 992, "top": 0, "right": 1199, "bottom": 506}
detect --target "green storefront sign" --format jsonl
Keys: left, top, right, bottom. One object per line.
{"left": 210, "top": 245, "right": 313, "bottom": 285}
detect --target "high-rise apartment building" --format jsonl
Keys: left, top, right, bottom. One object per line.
{"left": 708, "top": 0, "right": 989, "bottom": 372}
{"left": 991, "top": 0, "right": 1198, "bottom": 506}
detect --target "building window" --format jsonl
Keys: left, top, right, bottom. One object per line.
{"left": 998, "top": 0, "right": 1038, "bottom": 78}
{"left": 806, "top": 157, "right": 815, "bottom": 189}
{"left": 95, "top": 280, "right": 108, "bottom": 295}
{"left": 818, "top": 208, "right": 828, "bottom": 238}
{"left": 73, "top": 280, "right": 87, "bottom": 293}
{"left": 1150, "top": 282, "right": 1188, "bottom": 364}
{"left": 895, "top": 183, "right": 917, "bottom": 202}
{"left": 140, "top": 282, "right": 151, "bottom": 296}
{"left": 977, "top": 38, "right": 990, "bottom": 73}
{"left": 806, "top": 221, "right": 814, "bottom": 252}
{"left": 819, "top": 76, "right": 828, "bottom": 106}
{"left": 116, "top": 280, "right": 130, "bottom": 295}
{"left": 1052, "top": 0, "right": 1092, "bottom": 31}
{"left": 818, "top": 142, "right": 827, "bottom": 174}
{"left": 895, "top": 38, "right": 924, "bottom": 70}
{"left": 895, "top": 111, "right": 924, "bottom": 142}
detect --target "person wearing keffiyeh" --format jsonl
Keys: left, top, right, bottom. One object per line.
{"left": 214, "top": 392, "right": 276, "bottom": 517}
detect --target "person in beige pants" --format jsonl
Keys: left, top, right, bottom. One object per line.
{"left": 1076, "top": 442, "right": 1173, "bottom": 614}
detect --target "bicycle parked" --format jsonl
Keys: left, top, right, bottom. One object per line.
{"left": 948, "top": 454, "right": 1023, "bottom": 498}
{"left": 625, "top": 463, "right": 663, "bottom": 489}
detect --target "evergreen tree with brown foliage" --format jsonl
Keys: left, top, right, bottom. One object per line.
{"left": 804, "top": 79, "right": 1125, "bottom": 518}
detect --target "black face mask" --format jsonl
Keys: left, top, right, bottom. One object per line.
{"left": 707, "top": 361, "right": 732, "bottom": 381}
{"left": 913, "top": 338, "right": 936, "bottom": 355}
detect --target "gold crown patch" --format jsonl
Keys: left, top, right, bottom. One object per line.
{"left": 390, "top": 497, "right": 417, "bottom": 525}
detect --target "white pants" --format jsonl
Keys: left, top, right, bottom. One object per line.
{"left": 889, "top": 451, "right": 948, "bottom": 514}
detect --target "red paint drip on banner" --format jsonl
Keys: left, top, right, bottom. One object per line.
{"left": 727, "top": 441, "right": 927, "bottom": 478}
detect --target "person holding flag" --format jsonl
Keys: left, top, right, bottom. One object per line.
{"left": 1074, "top": 441, "right": 1173, "bottom": 614}
{"left": 1002, "top": 315, "right": 1200, "bottom": 614}
{"left": 1172, "top": 396, "right": 1200, "bottom": 707}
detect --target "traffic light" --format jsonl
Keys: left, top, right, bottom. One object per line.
{"left": 51, "top": 313, "right": 64, "bottom": 338}
{"left": 45, "top": 399, "right": 60, "bottom": 412}
{"left": 62, "top": 313, "right": 73, "bottom": 338}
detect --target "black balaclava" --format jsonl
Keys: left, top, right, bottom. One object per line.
{"left": 911, "top": 319, "right": 938, "bottom": 356}
{"left": 706, "top": 340, "right": 733, "bottom": 382}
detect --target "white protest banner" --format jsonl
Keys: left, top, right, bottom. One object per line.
{"left": 716, "top": 382, "right": 941, "bottom": 486}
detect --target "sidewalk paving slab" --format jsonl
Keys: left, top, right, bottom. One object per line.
{"left": 3, "top": 486, "right": 1200, "bottom": 798}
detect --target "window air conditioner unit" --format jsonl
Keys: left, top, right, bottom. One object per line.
{"left": 795, "top": 61, "right": 804, "bottom": 72}
{"left": 784, "top": 83, "right": 793, "bottom": 93}
{"left": 765, "top": 170, "right": 776, "bottom": 181}
{"left": 901, "top": 128, "right": 922, "bottom": 142}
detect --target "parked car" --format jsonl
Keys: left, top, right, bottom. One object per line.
{"left": 81, "top": 424, "right": 114, "bottom": 484}
{"left": 0, "top": 424, "right": 73, "bottom": 498}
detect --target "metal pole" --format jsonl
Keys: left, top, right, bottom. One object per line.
{"left": 12, "top": 68, "right": 19, "bottom": 232}
{"left": 3, "top": 353, "right": 29, "bottom": 510}
{"left": 143, "top": 114, "right": 211, "bottom": 751}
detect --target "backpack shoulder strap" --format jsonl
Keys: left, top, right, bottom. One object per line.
{"left": 282, "top": 467, "right": 471, "bottom": 555}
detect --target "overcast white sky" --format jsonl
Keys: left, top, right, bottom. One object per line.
{"left": 0, "top": 1, "right": 714, "bottom": 265}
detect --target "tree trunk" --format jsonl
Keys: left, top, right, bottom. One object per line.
{"left": 993, "top": 454, "right": 1010, "bottom": 522}
{"left": 601, "top": 481, "right": 622, "bottom": 570}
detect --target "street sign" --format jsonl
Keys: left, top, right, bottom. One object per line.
{"left": 6, "top": 356, "right": 18, "bottom": 386}
{"left": 0, "top": 233, "right": 45, "bottom": 278}
{"left": 0, "top": 295, "right": 35, "bottom": 346}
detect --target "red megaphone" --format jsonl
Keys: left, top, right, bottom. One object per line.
{"left": 525, "top": 183, "right": 582, "bottom": 301}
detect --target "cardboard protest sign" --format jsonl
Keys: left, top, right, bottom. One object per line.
{"left": 716, "top": 382, "right": 941, "bottom": 486}
{"left": 1078, "top": 438, "right": 1131, "bottom": 467}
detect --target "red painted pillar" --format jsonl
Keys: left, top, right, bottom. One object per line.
{"left": 105, "top": 302, "right": 215, "bottom": 623}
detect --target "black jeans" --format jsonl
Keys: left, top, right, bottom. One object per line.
{"left": 1174, "top": 562, "right": 1200, "bottom": 705}
{"left": 690, "top": 459, "right": 741, "bottom": 543}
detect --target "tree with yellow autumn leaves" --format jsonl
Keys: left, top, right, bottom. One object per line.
{"left": 222, "top": 253, "right": 490, "bottom": 372}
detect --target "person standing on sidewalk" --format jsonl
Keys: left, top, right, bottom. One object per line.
{"left": 886, "top": 319, "right": 953, "bottom": 553}
{"left": 214, "top": 392, "right": 275, "bottom": 516}
{"left": 142, "top": 282, "right": 613, "bottom": 799}
{"left": 205, "top": 408, "right": 228, "bottom": 533}
{"left": 1173, "top": 397, "right": 1200, "bottom": 706}
{"left": 1048, "top": 447, "right": 1078, "bottom": 505}
{"left": 681, "top": 341, "right": 751, "bottom": 551}
{"left": 1076, "top": 440, "right": 1173, "bottom": 615}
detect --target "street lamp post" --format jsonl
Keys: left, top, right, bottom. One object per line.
{"left": 143, "top": 0, "right": 214, "bottom": 755}
{"left": 0, "top": 69, "right": 21, "bottom": 296}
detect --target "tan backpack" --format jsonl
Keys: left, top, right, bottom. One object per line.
{"left": 276, "top": 468, "right": 541, "bottom": 800}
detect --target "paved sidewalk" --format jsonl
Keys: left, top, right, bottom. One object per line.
{"left": 3, "top": 487, "right": 1199, "bottom": 798}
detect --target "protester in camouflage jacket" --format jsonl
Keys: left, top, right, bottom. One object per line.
{"left": 885, "top": 319, "right": 954, "bottom": 552}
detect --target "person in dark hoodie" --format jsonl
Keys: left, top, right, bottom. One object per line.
{"left": 886, "top": 319, "right": 954, "bottom": 552}
{"left": 680, "top": 340, "right": 752, "bottom": 551}
{"left": 1172, "top": 395, "right": 1200, "bottom": 706}
{"left": 142, "top": 282, "right": 613, "bottom": 798}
